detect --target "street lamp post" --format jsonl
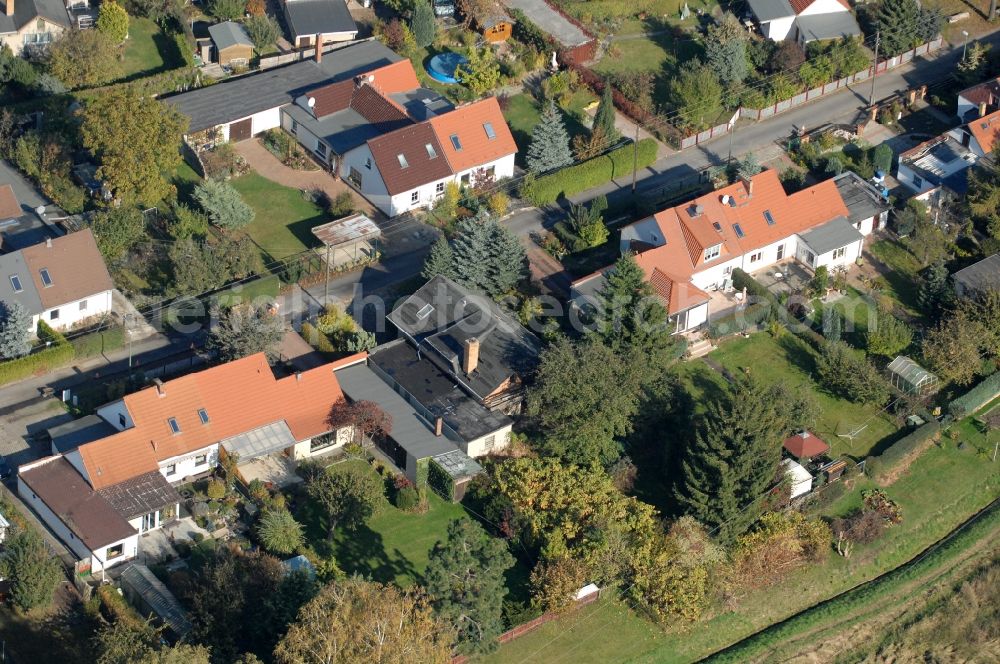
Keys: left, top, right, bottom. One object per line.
{"left": 962, "top": 30, "right": 970, "bottom": 62}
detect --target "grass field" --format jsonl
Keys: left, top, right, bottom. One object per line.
{"left": 298, "top": 459, "right": 469, "bottom": 588}
{"left": 868, "top": 239, "right": 923, "bottom": 315}
{"left": 230, "top": 172, "right": 328, "bottom": 260}
{"left": 707, "top": 333, "right": 899, "bottom": 459}
{"left": 121, "top": 17, "right": 184, "bottom": 78}
{"left": 485, "top": 397, "right": 1000, "bottom": 663}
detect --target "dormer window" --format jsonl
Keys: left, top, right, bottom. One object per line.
{"left": 703, "top": 244, "right": 721, "bottom": 262}
{"left": 9, "top": 275, "right": 22, "bottom": 293}
{"left": 39, "top": 268, "right": 52, "bottom": 287}
{"left": 483, "top": 122, "right": 496, "bottom": 140}
{"left": 198, "top": 408, "right": 210, "bottom": 425}
{"left": 167, "top": 417, "right": 181, "bottom": 434}
{"left": 397, "top": 154, "right": 409, "bottom": 169}
{"left": 450, "top": 134, "right": 462, "bottom": 150}
{"left": 425, "top": 143, "right": 437, "bottom": 159}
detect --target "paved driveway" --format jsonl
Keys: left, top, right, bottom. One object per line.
{"left": 501, "top": 0, "right": 590, "bottom": 47}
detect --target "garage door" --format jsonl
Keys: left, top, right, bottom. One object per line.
{"left": 229, "top": 118, "right": 252, "bottom": 142}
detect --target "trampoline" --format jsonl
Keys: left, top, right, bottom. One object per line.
{"left": 426, "top": 52, "right": 468, "bottom": 84}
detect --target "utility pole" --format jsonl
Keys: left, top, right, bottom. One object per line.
{"left": 631, "top": 120, "right": 640, "bottom": 194}
{"left": 868, "top": 29, "right": 880, "bottom": 109}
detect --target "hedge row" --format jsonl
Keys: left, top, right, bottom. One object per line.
{"left": 428, "top": 458, "right": 456, "bottom": 502}
{"left": 508, "top": 8, "right": 554, "bottom": 53}
{"left": 948, "top": 371, "right": 1000, "bottom": 418}
{"left": 300, "top": 322, "right": 336, "bottom": 357}
{"left": 706, "top": 497, "right": 1000, "bottom": 662}
{"left": 70, "top": 327, "right": 125, "bottom": 360}
{"left": 865, "top": 420, "right": 941, "bottom": 482}
{"left": 732, "top": 268, "right": 780, "bottom": 309}
{"left": 707, "top": 302, "right": 772, "bottom": 338}
{"left": 0, "top": 322, "right": 74, "bottom": 386}
{"left": 521, "top": 139, "right": 659, "bottom": 206}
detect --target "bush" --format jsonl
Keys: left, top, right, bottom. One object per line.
{"left": 300, "top": 322, "right": 336, "bottom": 356}
{"left": 206, "top": 479, "right": 227, "bottom": 500}
{"left": 732, "top": 268, "right": 780, "bottom": 309}
{"left": 193, "top": 179, "right": 255, "bottom": 229}
{"left": 521, "top": 139, "right": 658, "bottom": 205}
{"left": 866, "top": 420, "right": 940, "bottom": 481}
{"left": 948, "top": 371, "right": 1000, "bottom": 418}
{"left": 394, "top": 485, "right": 420, "bottom": 511}
{"left": 707, "top": 303, "right": 772, "bottom": 338}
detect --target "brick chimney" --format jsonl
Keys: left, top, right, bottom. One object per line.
{"left": 314, "top": 37, "right": 322, "bottom": 63}
{"left": 462, "top": 337, "right": 480, "bottom": 375}
{"left": 434, "top": 417, "right": 443, "bottom": 437}
{"left": 5, "top": 0, "right": 13, "bottom": 18}
{"left": 153, "top": 377, "right": 165, "bottom": 397}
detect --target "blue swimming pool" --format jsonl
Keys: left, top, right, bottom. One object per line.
{"left": 426, "top": 52, "right": 468, "bottom": 85}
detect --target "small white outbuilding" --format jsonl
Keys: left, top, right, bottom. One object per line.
{"left": 781, "top": 458, "right": 814, "bottom": 500}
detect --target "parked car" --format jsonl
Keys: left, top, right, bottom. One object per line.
{"left": 433, "top": 0, "right": 454, "bottom": 17}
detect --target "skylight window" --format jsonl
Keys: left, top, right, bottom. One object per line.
{"left": 9, "top": 275, "right": 22, "bottom": 293}
{"left": 425, "top": 143, "right": 437, "bottom": 159}
{"left": 712, "top": 222, "right": 722, "bottom": 232}
{"left": 39, "top": 268, "right": 52, "bottom": 287}
{"left": 416, "top": 303, "right": 434, "bottom": 319}
{"left": 198, "top": 408, "right": 210, "bottom": 425}
{"left": 167, "top": 417, "right": 181, "bottom": 434}
{"left": 397, "top": 154, "right": 409, "bottom": 169}
{"left": 763, "top": 210, "right": 775, "bottom": 226}
{"left": 450, "top": 134, "right": 462, "bottom": 150}
{"left": 732, "top": 223, "right": 745, "bottom": 238}
{"left": 483, "top": 122, "right": 496, "bottom": 139}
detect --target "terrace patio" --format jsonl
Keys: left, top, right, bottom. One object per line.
{"left": 705, "top": 260, "right": 813, "bottom": 322}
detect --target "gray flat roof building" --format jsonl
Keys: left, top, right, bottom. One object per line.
{"left": 799, "top": 217, "right": 864, "bottom": 256}
{"left": 953, "top": 253, "right": 1000, "bottom": 298}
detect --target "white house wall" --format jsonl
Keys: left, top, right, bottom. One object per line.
{"left": 763, "top": 16, "right": 795, "bottom": 40}
{"left": 90, "top": 534, "right": 139, "bottom": 573}
{"left": 97, "top": 399, "right": 132, "bottom": 431}
{"left": 291, "top": 427, "right": 354, "bottom": 461}
{"left": 956, "top": 95, "right": 977, "bottom": 122}
{"left": 620, "top": 216, "right": 665, "bottom": 253}
{"left": 158, "top": 443, "right": 218, "bottom": 483}
{"left": 64, "top": 449, "right": 89, "bottom": 482}
{"left": 895, "top": 162, "right": 934, "bottom": 195}
{"left": 42, "top": 290, "right": 113, "bottom": 330}
{"left": 809, "top": 238, "right": 863, "bottom": 271}
{"left": 463, "top": 425, "right": 512, "bottom": 458}
{"left": 341, "top": 144, "right": 393, "bottom": 214}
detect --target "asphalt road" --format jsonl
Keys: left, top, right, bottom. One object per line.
{"left": 505, "top": 30, "right": 1000, "bottom": 238}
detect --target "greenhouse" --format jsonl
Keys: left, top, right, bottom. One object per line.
{"left": 887, "top": 356, "right": 939, "bottom": 397}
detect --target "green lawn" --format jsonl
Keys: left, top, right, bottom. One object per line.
{"left": 299, "top": 459, "right": 470, "bottom": 588}
{"left": 121, "top": 17, "right": 184, "bottom": 78}
{"left": 868, "top": 239, "right": 923, "bottom": 315}
{"left": 485, "top": 398, "right": 1000, "bottom": 664}
{"left": 230, "top": 172, "right": 329, "bottom": 260}
{"left": 502, "top": 92, "right": 595, "bottom": 158}
{"left": 595, "top": 35, "right": 675, "bottom": 76}
{"left": 706, "top": 333, "right": 899, "bottom": 459}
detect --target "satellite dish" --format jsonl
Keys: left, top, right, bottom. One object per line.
{"left": 34, "top": 205, "right": 46, "bottom": 217}
{"left": 307, "top": 97, "right": 316, "bottom": 108}
{"left": 367, "top": 74, "right": 375, "bottom": 83}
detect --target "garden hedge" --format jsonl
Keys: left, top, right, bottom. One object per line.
{"left": 0, "top": 321, "right": 74, "bottom": 387}
{"left": 732, "top": 268, "right": 780, "bottom": 309}
{"left": 707, "top": 303, "right": 771, "bottom": 339}
{"left": 428, "top": 458, "right": 456, "bottom": 502}
{"left": 948, "top": 371, "right": 1000, "bottom": 418}
{"left": 865, "top": 420, "right": 941, "bottom": 482}
{"left": 300, "top": 322, "right": 336, "bottom": 357}
{"left": 521, "top": 139, "right": 658, "bottom": 205}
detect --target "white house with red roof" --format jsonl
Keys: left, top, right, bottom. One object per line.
{"left": 570, "top": 170, "right": 888, "bottom": 334}
{"left": 283, "top": 57, "right": 516, "bottom": 216}
{"left": 746, "top": 0, "right": 860, "bottom": 43}
{"left": 957, "top": 75, "right": 1000, "bottom": 123}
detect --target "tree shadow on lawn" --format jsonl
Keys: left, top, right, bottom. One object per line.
{"left": 284, "top": 212, "right": 329, "bottom": 252}
{"left": 777, "top": 333, "right": 819, "bottom": 377}
{"left": 331, "top": 523, "right": 420, "bottom": 586}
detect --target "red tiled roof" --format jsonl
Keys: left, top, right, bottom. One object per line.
{"left": 960, "top": 76, "right": 1000, "bottom": 107}
{"left": 20, "top": 230, "right": 113, "bottom": 310}
{"left": 427, "top": 97, "right": 517, "bottom": 174}
{"left": 368, "top": 123, "right": 453, "bottom": 195}
{"left": 78, "top": 353, "right": 364, "bottom": 489}
{"left": 968, "top": 108, "right": 1000, "bottom": 155}
{"left": 632, "top": 169, "right": 849, "bottom": 289}
{"left": 789, "top": 0, "right": 851, "bottom": 12}
{"left": 782, "top": 431, "right": 830, "bottom": 459}
{"left": 308, "top": 59, "right": 420, "bottom": 118}
{"left": 366, "top": 59, "right": 421, "bottom": 95}
{"left": 307, "top": 79, "right": 355, "bottom": 117}
{"left": 350, "top": 84, "right": 411, "bottom": 129}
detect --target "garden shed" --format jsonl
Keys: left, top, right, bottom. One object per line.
{"left": 887, "top": 356, "right": 939, "bottom": 397}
